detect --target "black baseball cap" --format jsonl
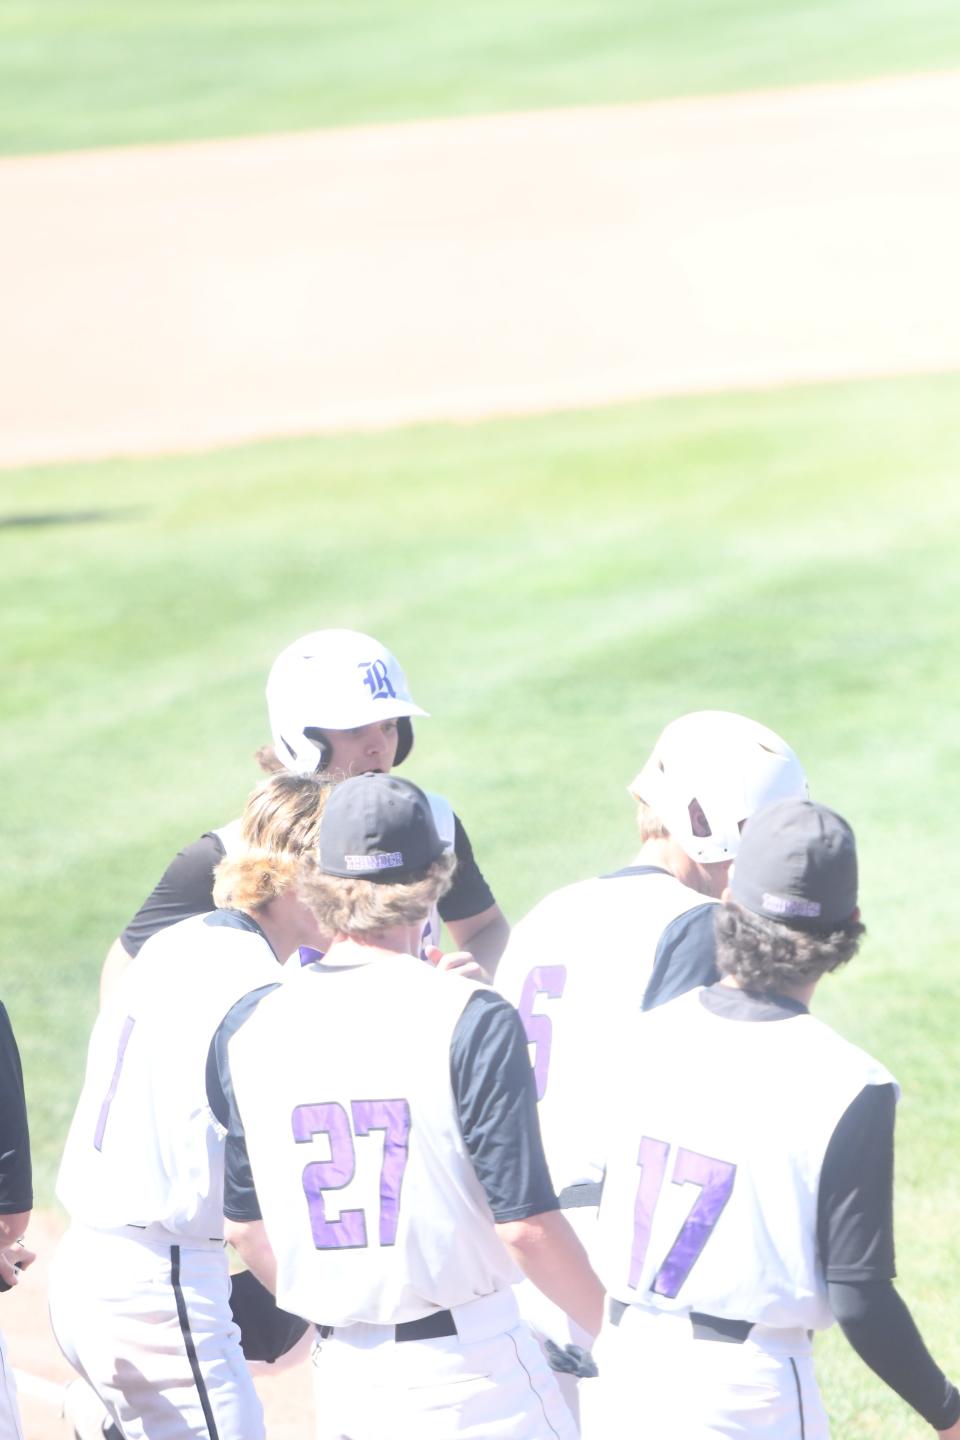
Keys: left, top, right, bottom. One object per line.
{"left": 730, "top": 798, "right": 858, "bottom": 932}
{"left": 317, "top": 773, "right": 446, "bottom": 882}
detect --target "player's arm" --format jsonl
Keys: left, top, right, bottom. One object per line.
{"left": 819, "top": 1083, "right": 960, "bottom": 1434}
{"left": 225, "top": 1219, "right": 277, "bottom": 1296}
{"left": 496, "top": 1209, "right": 603, "bottom": 1339}
{"left": 208, "top": 986, "right": 281, "bottom": 1294}
{"left": 100, "top": 834, "right": 225, "bottom": 1007}
{"left": 440, "top": 904, "right": 509, "bottom": 981}
{"left": 0, "top": 1004, "right": 35, "bottom": 1290}
{"left": 451, "top": 990, "right": 604, "bottom": 1337}
{"left": 0, "top": 1214, "right": 35, "bottom": 1291}
{"left": 440, "top": 817, "right": 510, "bottom": 977}
{"left": 0, "top": 1212, "right": 29, "bottom": 1248}
{"left": 99, "top": 936, "right": 133, "bottom": 1007}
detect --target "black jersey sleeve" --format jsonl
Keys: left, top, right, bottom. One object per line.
{"left": 437, "top": 815, "right": 496, "bottom": 924}
{"left": 830, "top": 1281, "right": 960, "bottom": 1429}
{"left": 818, "top": 1082, "right": 897, "bottom": 1283}
{"left": 642, "top": 903, "right": 719, "bottom": 1011}
{"left": 449, "top": 990, "right": 557, "bottom": 1222}
{"left": 0, "top": 1004, "right": 32, "bottom": 1215}
{"left": 120, "top": 833, "right": 226, "bottom": 957}
{"left": 206, "top": 984, "right": 280, "bottom": 1223}
{"left": 820, "top": 1083, "right": 960, "bottom": 1430}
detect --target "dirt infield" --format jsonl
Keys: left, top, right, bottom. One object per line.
{"left": 2, "top": 70, "right": 960, "bottom": 470}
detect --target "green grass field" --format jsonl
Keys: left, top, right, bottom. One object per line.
{"left": 3, "top": 0, "right": 960, "bottom": 154}
{"left": 3, "top": 371, "right": 960, "bottom": 1437}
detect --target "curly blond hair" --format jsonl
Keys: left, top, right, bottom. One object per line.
{"left": 635, "top": 798, "right": 670, "bottom": 844}
{"left": 212, "top": 772, "right": 334, "bottom": 913}
{"left": 296, "top": 851, "right": 457, "bottom": 940}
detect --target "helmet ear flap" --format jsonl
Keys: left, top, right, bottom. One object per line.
{"left": 301, "top": 728, "right": 333, "bottom": 772}
{"left": 394, "top": 717, "right": 414, "bottom": 766}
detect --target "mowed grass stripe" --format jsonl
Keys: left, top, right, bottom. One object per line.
{"left": 2, "top": 373, "right": 958, "bottom": 1435}
{"left": 3, "top": 0, "right": 960, "bottom": 154}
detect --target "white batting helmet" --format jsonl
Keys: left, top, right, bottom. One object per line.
{"left": 266, "top": 629, "right": 428, "bottom": 776}
{"left": 628, "top": 711, "right": 809, "bottom": 865}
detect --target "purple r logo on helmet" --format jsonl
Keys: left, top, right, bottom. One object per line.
{"left": 358, "top": 659, "right": 397, "bottom": 700}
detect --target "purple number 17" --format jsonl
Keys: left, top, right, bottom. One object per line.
{"left": 629, "top": 1137, "right": 736, "bottom": 1298}
{"left": 292, "top": 1099, "right": 411, "bottom": 1250}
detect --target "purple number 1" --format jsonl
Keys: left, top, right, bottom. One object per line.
{"left": 93, "top": 1015, "right": 136, "bottom": 1151}
{"left": 629, "top": 1137, "right": 736, "bottom": 1298}
{"left": 517, "top": 965, "right": 567, "bottom": 1101}
{"left": 292, "top": 1098, "right": 411, "bottom": 1250}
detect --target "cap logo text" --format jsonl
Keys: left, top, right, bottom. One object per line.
{"left": 359, "top": 659, "right": 397, "bottom": 700}
{"left": 762, "top": 892, "right": 822, "bottom": 918}
{"left": 343, "top": 852, "right": 404, "bottom": 871}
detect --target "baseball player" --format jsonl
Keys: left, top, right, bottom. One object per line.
{"left": 100, "top": 628, "right": 509, "bottom": 1004}
{"left": 582, "top": 798, "right": 960, "bottom": 1439}
{"left": 49, "top": 771, "right": 330, "bottom": 1440}
{"left": 493, "top": 710, "right": 808, "bottom": 1414}
{"left": 209, "top": 773, "right": 604, "bottom": 1440}
{"left": 0, "top": 1000, "right": 35, "bottom": 1440}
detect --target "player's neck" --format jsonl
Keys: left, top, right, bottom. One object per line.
{"left": 719, "top": 975, "right": 819, "bottom": 1007}
{"left": 634, "top": 837, "right": 730, "bottom": 899}
{"left": 252, "top": 891, "right": 331, "bottom": 966}
{"left": 324, "top": 926, "right": 423, "bottom": 965}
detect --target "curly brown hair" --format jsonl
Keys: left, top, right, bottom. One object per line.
{"left": 714, "top": 901, "right": 865, "bottom": 995}
{"left": 297, "top": 851, "right": 457, "bottom": 940}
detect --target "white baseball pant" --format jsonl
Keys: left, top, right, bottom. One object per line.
{"left": 311, "top": 1288, "right": 577, "bottom": 1440}
{"left": 580, "top": 1303, "right": 830, "bottom": 1439}
{"left": 48, "top": 1223, "right": 264, "bottom": 1440}
{"left": 514, "top": 1203, "right": 599, "bottom": 1432}
{"left": 0, "top": 1331, "right": 24, "bottom": 1440}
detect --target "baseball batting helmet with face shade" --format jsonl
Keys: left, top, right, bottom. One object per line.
{"left": 628, "top": 710, "right": 809, "bottom": 865}
{"left": 266, "top": 629, "right": 428, "bottom": 776}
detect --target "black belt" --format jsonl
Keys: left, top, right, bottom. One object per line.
{"left": 608, "top": 1299, "right": 753, "bottom": 1345}
{"left": 317, "top": 1308, "right": 458, "bottom": 1343}
{"left": 557, "top": 1181, "right": 602, "bottom": 1210}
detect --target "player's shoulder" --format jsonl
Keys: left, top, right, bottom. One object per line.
{"left": 132, "top": 908, "right": 273, "bottom": 994}
{"left": 517, "top": 871, "right": 613, "bottom": 926}
{"left": 137, "top": 905, "right": 246, "bottom": 954}
{"left": 800, "top": 1011, "right": 897, "bottom": 1092}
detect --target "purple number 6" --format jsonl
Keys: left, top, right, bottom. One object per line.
{"left": 629, "top": 1138, "right": 736, "bottom": 1298}
{"left": 517, "top": 965, "right": 567, "bottom": 1101}
{"left": 292, "top": 1099, "right": 411, "bottom": 1250}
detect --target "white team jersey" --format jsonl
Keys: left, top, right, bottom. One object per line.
{"left": 227, "top": 955, "right": 519, "bottom": 1325}
{"left": 495, "top": 868, "right": 711, "bottom": 1192}
{"left": 57, "top": 911, "right": 280, "bottom": 1239}
{"left": 594, "top": 989, "right": 897, "bottom": 1331}
{"left": 211, "top": 818, "right": 245, "bottom": 856}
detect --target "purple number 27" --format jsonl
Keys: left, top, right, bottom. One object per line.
{"left": 630, "top": 1137, "right": 736, "bottom": 1298}
{"left": 292, "top": 1099, "right": 411, "bottom": 1250}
